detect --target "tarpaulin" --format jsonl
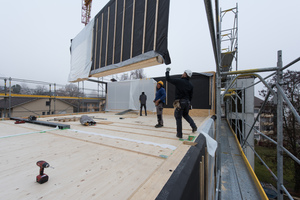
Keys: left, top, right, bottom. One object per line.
{"left": 106, "top": 78, "right": 157, "bottom": 112}
{"left": 68, "top": 18, "right": 94, "bottom": 82}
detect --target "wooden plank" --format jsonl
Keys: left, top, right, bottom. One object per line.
{"left": 112, "top": 0, "right": 118, "bottom": 64}
{"left": 90, "top": 56, "right": 161, "bottom": 78}
{"left": 129, "top": 144, "right": 190, "bottom": 200}
{"left": 153, "top": 0, "right": 159, "bottom": 51}
{"left": 97, "top": 121, "right": 114, "bottom": 125}
{"left": 105, "top": 6, "right": 110, "bottom": 66}
{"left": 94, "top": 17, "right": 99, "bottom": 70}
{"left": 163, "top": 108, "right": 215, "bottom": 117}
{"left": 142, "top": 0, "right": 148, "bottom": 54}
{"left": 130, "top": 0, "right": 136, "bottom": 58}
{"left": 99, "top": 13, "right": 104, "bottom": 68}
{"left": 183, "top": 141, "right": 197, "bottom": 146}
{"left": 120, "top": 0, "right": 126, "bottom": 62}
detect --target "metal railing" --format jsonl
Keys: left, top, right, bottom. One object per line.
{"left": 222, "top": 53, "right": 300, "bottom": 200}
{"left": 0, "top": 77, "right": 106, "bottom": 118}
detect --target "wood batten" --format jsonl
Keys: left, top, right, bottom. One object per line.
{"left": 99, "top": 13, "right": 104, "bottom": 69}
{"left": 93, "top": 18, "right": 99, "bottom": 70}
{"left": 130, "top": 0, "right": 136, "bottom": 58}
{"left": 120, "top": 0, "right": 126, "bottom": 62}
{"left": 105, "top": 7, "right": 110, "bottom": 66}
{"left": 153, "top": 0, "right": 159, "bottom": 51}
{"left": 142, "top": 0, "right": 148, "bottom": 54}
{"left": 112, "top": 0, "right": 118, "bottom": 64}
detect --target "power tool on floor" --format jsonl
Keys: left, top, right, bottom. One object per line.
{"left": 36, "top": 160, "right": 50, "bottom": 184}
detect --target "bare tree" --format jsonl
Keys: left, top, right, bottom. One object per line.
{"left": 20, "top": 84, "right": 33, "bottom": 95}
{"left": 56, "top": 84, "right": 84, "bottom": 97}
{"left": 118, "top": 69, "right": 146, "bottom": 81}
{"left": 259, "top": 70, "right": 300, "bottom": 193}
{"left": 130, "top": 69, "right": 146, "bottom": 79}
{"left": 33, "top": 85, "right": 48, "bottom": 95}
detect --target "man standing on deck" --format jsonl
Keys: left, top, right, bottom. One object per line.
{"left": 139, "top": 92, "right": 147, "bottom": 116}
{"left": 153, "top": 81, "right": 166, "bottom": 128}
{"left": 165, "top": 68, "right": 197, "bottom": 138}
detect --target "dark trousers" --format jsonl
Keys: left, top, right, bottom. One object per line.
{"left": 174, "top": 99, "right": 196, "bottom": 137}
{"left": 156, "top": 102, "right": 164, "bottom": 125}
{"left": 140, "top": 104, "right": 147, "bottom": 116}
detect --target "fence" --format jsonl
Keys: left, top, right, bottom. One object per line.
{"left": 0, "top": 77, "right": 106, "bottom": 118}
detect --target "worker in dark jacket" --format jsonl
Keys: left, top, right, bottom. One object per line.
{"left": 139, "top": 92, "right": 147, "bottom": 116}
{"left": 153, "top": 81, "right": 166, "bottom": 128}
{"left": 166, "top": 68, "right": 197, "bottom": 138}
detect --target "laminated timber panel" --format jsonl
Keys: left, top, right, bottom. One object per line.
{"left": 163, "top": 108, "right": 215, "bottom": 117}
{"left": 90, "top": 56, "right": 163, "bottom": 78}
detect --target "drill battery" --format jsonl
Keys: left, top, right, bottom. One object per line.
{"left": 36, "top": 174, "right": 49, "bottom": 184}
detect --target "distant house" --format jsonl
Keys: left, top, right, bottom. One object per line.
{"left": 253, "top": 96, "right": 277, "bottom": 142}
{"left": 0, "top": 97, "right": 75, "bottom": 118}
{"left": 254, "top": 96, "right": 264, "bottom": 141}
{"left": 78, "top": 99, "right": 105, "bottom": 112}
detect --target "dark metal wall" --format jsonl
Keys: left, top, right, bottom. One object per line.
{"left": 154, "top": 73, "right": 214, "bottom": 109}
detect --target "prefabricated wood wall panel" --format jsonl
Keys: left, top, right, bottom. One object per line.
{"left": 90, "top": 0, "right": 171, "bottom": 77}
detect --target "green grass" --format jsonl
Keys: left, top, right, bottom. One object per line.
{"left": 254, "top": 145, "right": 295, "bottom": 192}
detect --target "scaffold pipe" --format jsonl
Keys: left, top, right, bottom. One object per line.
{"left": 220, "top": 67, "right": 277, "bottom": 75}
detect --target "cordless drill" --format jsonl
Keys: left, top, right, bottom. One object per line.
{"left": 36, "top": 160, "right": 50, "bottom": 184}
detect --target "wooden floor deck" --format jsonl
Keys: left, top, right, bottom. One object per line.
{"left": 0, "top": 112, "right": 208, "bottom": 200}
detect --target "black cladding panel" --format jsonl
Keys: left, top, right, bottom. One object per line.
{"left": 91, "top": 0, "right": 171, "bottom": 72}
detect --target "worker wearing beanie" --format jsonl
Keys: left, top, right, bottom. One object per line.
{"left": 165, "top": 68, "right": 197, "bottom": 138}
{"left": 153, "top": 80, "right": 166, "bottom": 128}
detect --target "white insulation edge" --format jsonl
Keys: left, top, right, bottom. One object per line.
{"left": 68, "top": 129, "right": 177, "bottom": 150}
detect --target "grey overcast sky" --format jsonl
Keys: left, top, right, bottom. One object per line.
{"left": 0, "top": 0, "right": 299, "bottom": 96}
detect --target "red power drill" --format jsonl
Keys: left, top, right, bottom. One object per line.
{"left": 36, "top": 160, "right": 50, "bottom": 184}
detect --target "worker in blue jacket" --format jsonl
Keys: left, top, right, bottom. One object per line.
{"left": 153, "top": 81, "right": 166, "bottom": 128}
{"left": 166, "top": 68, "right": 197, "bottom": 138}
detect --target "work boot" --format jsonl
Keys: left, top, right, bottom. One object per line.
{"left": 176, "top": 134, "right": 182, "bottom": 139}
{"left": 192, "top": 126, "right": 198, "bottom": 133}
{"left": 155, "top": 124, "right": 163, "bottom": 128}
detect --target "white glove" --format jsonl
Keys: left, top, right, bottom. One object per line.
{"left": 166, "top": 67, "right": 171, "bottom": 72}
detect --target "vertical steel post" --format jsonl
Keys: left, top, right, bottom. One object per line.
{"left": 235, "top": 91, "right": 238, "bottom": 135}
{"left": 54, "top": 83, "right": 56, "bottom": 115}
{"left": 215, "top": 1, "right": 222, "bottom": 189}
{"left": 242, "top": 88, "right": 245, "bottom": 149}
{"left": 82, "top": 81, "right": 85, "bottom": 112}
{"left": 49, "top": 84, "right": 51, "bottom": 115}
{"left": 276, "top": 50, "right": 283, "bottom": 200}
{"left": 78, "top": 82, "right": 80, "bottom": 113}
{"left": 235, "top": 3, "right": 238, "bottom": 71}
{"left": 4, "top": 78, "right": 7, "bottom": 118}
{"left": 8, "top": 77, "right": 12, "bottom": 118}
{"left": 98, "top": 77, "right": 100, "bottom": 111}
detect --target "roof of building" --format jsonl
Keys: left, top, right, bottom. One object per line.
{"left": 254, "top": 96, "right": 264, "bottom": 108}
{"left": 0, "top": 97, "right": 77, "bottom": 109}
{"left": 0, "top": 97, "right": 37, "bottom": 109}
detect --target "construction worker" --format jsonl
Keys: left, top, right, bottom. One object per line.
{"left": 165, "top": 68, "right": 197, "bottom": 138}
{"left": 139, "top": 92, "right": 147, "bottom": 116}
{"left": 153, "top": 81, "right": 166, "bottom": 128}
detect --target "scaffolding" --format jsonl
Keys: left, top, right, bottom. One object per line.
{"left": 0, "top": 77, "right": 106, "bottom": 118}
{"left": 204, "top": 0, "right": 300, "bottom": 199}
